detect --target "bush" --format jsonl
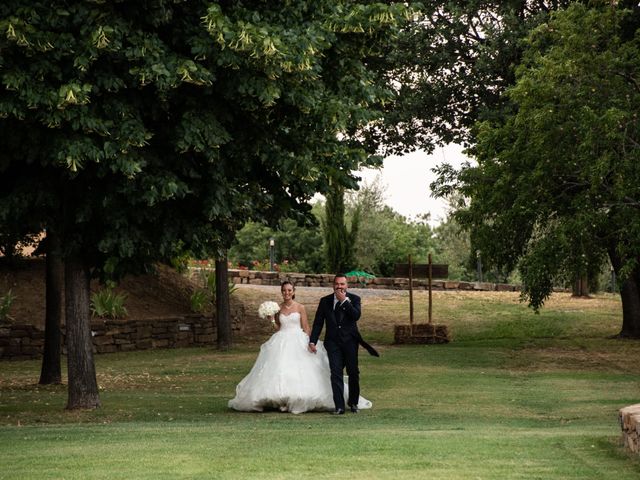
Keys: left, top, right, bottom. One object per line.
{"left": 0, "top": 289, "right": 15, "bottom": 322}
{"left": 189, "top": 289, "right": 209, "bottom": 314}
{"left": 250, "top": 259, "right": 271, "bottom": 271}
{"left": 90, "top": 288, "right": 128, "bottom": 319}
{"left": 277, "top": 259, "right": 305, "bottom": 273}
{"left": 189, "top": 270, "right": 237, "bottom": 314}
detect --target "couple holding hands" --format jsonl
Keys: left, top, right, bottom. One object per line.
{"left": 229, "top": 274, "right": 378, "bottom": 414}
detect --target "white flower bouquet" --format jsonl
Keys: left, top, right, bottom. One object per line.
{"left": 258, "top": 301, "right": 280, "bottom": 323}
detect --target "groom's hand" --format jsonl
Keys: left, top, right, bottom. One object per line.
{"left": 308, "top": 343, "right": 317, "bottom": 353}
{"left": 335, "top": 288, "right": 347, "bottom": 303}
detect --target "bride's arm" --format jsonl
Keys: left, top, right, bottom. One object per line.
{"left": 299, "top": 305, "right": 311, "bottom": 336}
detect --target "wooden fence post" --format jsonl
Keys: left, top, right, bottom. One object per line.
{"left": 428, "top": 253, "right": 433, "bottom": 324}
{"left": 408, "top": 255, "right": 414, "bottom": 334}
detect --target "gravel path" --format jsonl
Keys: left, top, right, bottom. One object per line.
{"left": 235, "top": 283, "right": 405, "bottom": 298}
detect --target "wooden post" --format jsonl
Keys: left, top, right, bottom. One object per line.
{"left": 408, "top": 255, "right": 414, "bottom": 333}
{"left": 428, "top": 253, "right": 433, "bottom": 324}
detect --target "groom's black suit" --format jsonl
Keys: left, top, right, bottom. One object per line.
{"left": 310, "top": 292, "right": 362, "bottom": 411}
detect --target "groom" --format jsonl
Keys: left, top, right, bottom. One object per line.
{"left": 309, "top": 273, "right": 376, "bottom": 414}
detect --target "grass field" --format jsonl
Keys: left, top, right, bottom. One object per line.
{"left": 1, "top": 290, "right": 639, "bottom": 479}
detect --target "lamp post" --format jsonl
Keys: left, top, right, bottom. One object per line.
{"left": 476, "top": 249, "right": 483, "bottom": 283}
{"left": 269, "top": 238, "right": 275, "bottom": 271}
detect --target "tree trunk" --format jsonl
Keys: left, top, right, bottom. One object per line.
{"left": 65, "top": 254, "right": 100, "bottom": 409}
{"left": 215, "top": 255, "right": 232, "bottom": 350}
{"left": 609, "top": 248, "right": 640, "bottom": 338}
{"left": 39, "top": 230, "right": 63, "bottom": 385}
{"left": 571, "top": 274, "right": 590, "bottom": 298}
{"left": 618, "top": 267, "right": 640, "bottom": 338}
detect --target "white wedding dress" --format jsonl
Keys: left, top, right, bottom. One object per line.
{"left": 228, "top": 312, "right": 372, "bottom": 414}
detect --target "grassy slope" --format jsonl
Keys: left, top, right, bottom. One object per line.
{"left": 1, "top": 290, "right": 639, "bottom": 479}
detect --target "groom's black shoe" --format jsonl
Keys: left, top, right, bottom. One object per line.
{"left": 349, "top": 404, "right": 359, "bottom": 413}
{"left": 332, "top": 408, "right": 345, "bottom": 415}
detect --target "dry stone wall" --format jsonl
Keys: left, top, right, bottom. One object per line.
{"left": 1, "top": 307, "right": 243, "bottom": 361}
{"left": 227, "top": 269, "right": 520, "bottom": 292}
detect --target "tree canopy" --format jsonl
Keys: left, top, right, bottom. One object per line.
{"left": 433, "top": 2, "right": 640, "bottom": 336}
{"left": 374, "top": 0, "right": 576, "bottom": 154}
{"left": 0, "top": 0, "right": 412, "bottom": 274}
{"left": 0, "top": 0, "right": 413, "bottom": 407}
{"left": 228, "top": 180, "right": 446, "bottom": 278}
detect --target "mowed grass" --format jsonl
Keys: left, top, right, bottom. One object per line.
{"left": 1, "top": 290, "right": 640, "bottom": 479}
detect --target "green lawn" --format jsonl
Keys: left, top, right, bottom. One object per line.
{"left": 1, "top": 291, "right": 639, "bottom": 479}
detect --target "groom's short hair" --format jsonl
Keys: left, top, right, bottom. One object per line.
{"left": 333, "top": 273, "right": 347, "bottom": 281}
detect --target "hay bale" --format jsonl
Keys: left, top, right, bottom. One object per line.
{"left": 393, "top": 323, "right": 450, "bottom": 344}
{"left": 619, "top": 404, "right": 640, "bottom": 454}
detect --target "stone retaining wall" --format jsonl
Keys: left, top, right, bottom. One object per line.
{"left": 225, "top": 269, "right": 520, "bottom": 292}
{"left": 2, "top": 269, "right": 519, "bottom": 361}
{"left": 0, "top": 309, "right": 244, "bottom": 361}
{"left": 0, "top": 323, "right": 44, "bottom": 359}
{"left": 620, "top": 404, "right": 640, "bottom": 454}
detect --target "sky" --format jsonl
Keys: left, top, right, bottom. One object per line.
{"left": 357, "top": 144, "right": 471, "bottom": 226}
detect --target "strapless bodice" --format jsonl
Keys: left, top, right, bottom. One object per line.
{"left": 279, "top": 312, "right": 302, "bottom": 330}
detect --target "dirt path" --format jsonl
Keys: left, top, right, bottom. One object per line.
{"left": 234, "top": 283, "right": 406, "bottom": 315}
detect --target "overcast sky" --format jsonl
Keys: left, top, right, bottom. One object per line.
{"left": 357, "top": 144, "right": 471, "bottom": 226}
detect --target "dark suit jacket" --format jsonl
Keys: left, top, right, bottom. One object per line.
{"left": 309, "top": 292, "right": 361, "bottom": 346}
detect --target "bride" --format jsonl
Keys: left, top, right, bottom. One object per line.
{"left": 228, "top": 281, "right": 372, "bottom": 414}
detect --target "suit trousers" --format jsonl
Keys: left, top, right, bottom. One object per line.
{"left": 324, "top": 339, "right": 359, "bottom": 410}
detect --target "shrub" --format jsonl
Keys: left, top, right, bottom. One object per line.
{"left": 0, "top": 289, "right": 15, "bottom": 322}
{"left": 189, "top": 289, "right": 209, "bottom": 314}
{"left": 90, "top": 288, "right": 128, "bottom": 319}
{"left": 189, "top": 270, "right": 237, "bottom": 314}
{"left": 250, "top": 259, "right": 271, "bottom": 271}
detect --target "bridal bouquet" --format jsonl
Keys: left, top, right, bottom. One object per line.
{"left": 258, "top": 301, "right": 280, "bottom": 324}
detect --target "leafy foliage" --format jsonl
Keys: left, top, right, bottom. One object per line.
{"left": 0, "top": 0, "right": 413, "bottom": 280}
{"left": 90, "top": 289, "right": 127, "bottom": 319}
{"left": 0, "top": 0, "right": 414, "bottom": 409}
{"left": 230, "top": 174, "right": 489, "bottom": 278}
{"left": 229, "top": 179, "right": 461, "bottom": 278}
{"left": 347, "top": 178, "right": 436, "bottom": 276}
{"left": 189, "top": 289, "right": 210, "bottom": 315}
{"left": 433, "top": 3, "right": 640, "bottom": 334}
{"left": 189, "top": 269, "right": 237, "bottom": 315}
{"left": 432, "top": 214, "right": 475, "bottom": 282}
{"left": 0, "top": 289, "right": 15, "bottom": 322}
{"left": 376, "top": 0, "right": 576, "bottom": 154}
{"left": 228, "top": 207, "right": 325, "bottom": 274}
{"left": 324, "top": 178, "right": 358, "bottom": 273}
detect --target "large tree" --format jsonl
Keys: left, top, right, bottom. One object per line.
{"left": 434, "top": 3, "right": 640, "bottom": 337}
{"left": 0, "top": 1, "right": 411, "bottom": 408}
{"left": 347, "top": 178, "right": 435, "bottom": 276}
{"left": 228, "top": 210, "right": 325, "bottom": 273}
{"left": 370, "top": 0, "right": 577, "bottom": 154}
{"left": 324, "top": 176, "right": 358, "bottom": 273}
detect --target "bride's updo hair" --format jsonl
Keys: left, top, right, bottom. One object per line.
{"left": 281, "top": 280, "right": 296, "bottom": 299}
